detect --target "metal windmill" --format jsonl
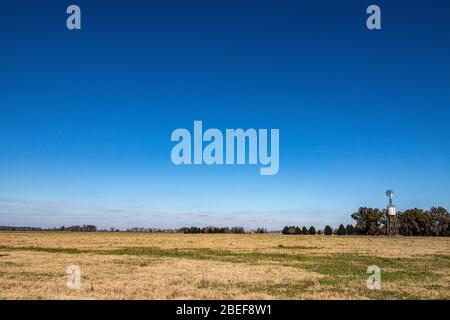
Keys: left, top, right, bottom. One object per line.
{"left": 385, "top": 190, "right": 399, "bottom": 236}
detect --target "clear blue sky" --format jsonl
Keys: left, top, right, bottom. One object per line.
{"left": 1, "top": 0, "right": 449, "bottom": 230}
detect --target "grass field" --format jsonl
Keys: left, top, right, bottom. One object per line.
{"left": 0, "top": 232, "right": 449, "bottom": 300}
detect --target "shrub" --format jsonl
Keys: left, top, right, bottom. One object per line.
{"left": 345, "top": 224, "right": 355, "bottom": 235}
{"left": 337, "top": 224, "right": 346, "bottom": 235}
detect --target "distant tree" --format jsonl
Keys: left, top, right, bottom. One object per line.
{"left": 345, "top": 224, "right": 355, "bottom": 235}
{"left": 231, "top": 227, "right": 245, "bottom": 234}
{"left": 351, "top": 207, "right": 384, "bottom": 235}
{"left": 179, "top": 226, "right": 203, "bottom": 233}
{"left": 428, "top": 207, "right": 450, "bottom": 237}
{"left": 282, "top": 226, "right": 297, "bottom": 235}
{"left": 256, "top": 228, "right": 267, "bottom": 234}
{"left": 295, "top": 227, "right": 301, "bottom": 235}
{"left": 324, "top": 225, "right": 333, "bottom": 235}
{"left": 317, "top": 229, "right": 323, "bottom": 235}
{"left": 302, "top": 226, "right": 308, "bottom": 235}
{"left": 398, "top": 209, "right": 429, "bottom": 236}
{"left": 337, "top": 224, "right": 346, "bottom": 235}
{"left": 83, "top": 225, "right": 97, "bottom": 232}
{"left": 202, "top": 226, "right": 226, "bottom": 234}
{"left": 308, "top": 226, "right": 316, "bottom": 235}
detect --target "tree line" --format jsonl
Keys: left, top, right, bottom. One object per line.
{"left": 177, "top": 226, "right": 247, "bottom": 234}
{"left": 281, "top": 206, "right": 450, "bottom": 236}
{"left": 56, "top": 225, "right": 97, "bottom": 232}
{"left": 351, "top": 206, "right": 450, "bottom": 236}
{"left": 0, "top": 225, "right": 97, "bottom": 232}
{"left": 281, "top": 224, "right": 355, "bottom": 235}
{"left": 1, "top": 206, "right": 448, "bottom": 236}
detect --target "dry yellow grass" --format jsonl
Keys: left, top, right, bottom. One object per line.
{"left": 0, "top": 232, "right": 449, "bottom": 300}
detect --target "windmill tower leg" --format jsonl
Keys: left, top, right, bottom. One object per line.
{"left": 385, "top": 190, "right": 399, "bottom": 236}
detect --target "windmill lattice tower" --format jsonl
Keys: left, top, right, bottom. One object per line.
{"left": 386, "top": 190, "right": 399, "bottom": 236}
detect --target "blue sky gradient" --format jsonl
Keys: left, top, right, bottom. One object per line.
{"left": 1, "top": 0, "right": 449, "bottom": 229}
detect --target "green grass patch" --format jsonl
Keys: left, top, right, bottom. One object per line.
{"left": 0, "top": 245, "right": 90, "bottom": 255}
{"left": 275, "top": 245, "right": 320, "bottom": 250}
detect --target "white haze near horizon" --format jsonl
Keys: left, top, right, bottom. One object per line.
{"left": 0, "top": 196, "right": 350, "bottom": 231}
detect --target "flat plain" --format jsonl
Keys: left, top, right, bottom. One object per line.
{"left": 0, "top": 232, "right": 449, "bottom": 299}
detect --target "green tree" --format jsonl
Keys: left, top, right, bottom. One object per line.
{"left": 282, "top": 226, "right": 297, "bottom": 235}
{"left": 351, "top": 207, "right": 384, "bottom": 235}
{"left": 302, "top": 226, "right": 308, "bottom": 235}
{"left": 398, "top": 208, "right": 430, "bottom": 236}
{"left": 345, "top": 224, "right": 354, "bottom": 235}
{"left": 428, "top": 207, "right": 450, "bottom": 236}
{"left": 231, "top": 227, "right": 245, "bottom": 234}
{"left": 308, "top": 226, "right": 316, "bottom": 235}
{"left": 324, "top": 225, "right": 333, "bottom": 235}
{"left": 337, "top": 224, "right": 346, "bottom": 235}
